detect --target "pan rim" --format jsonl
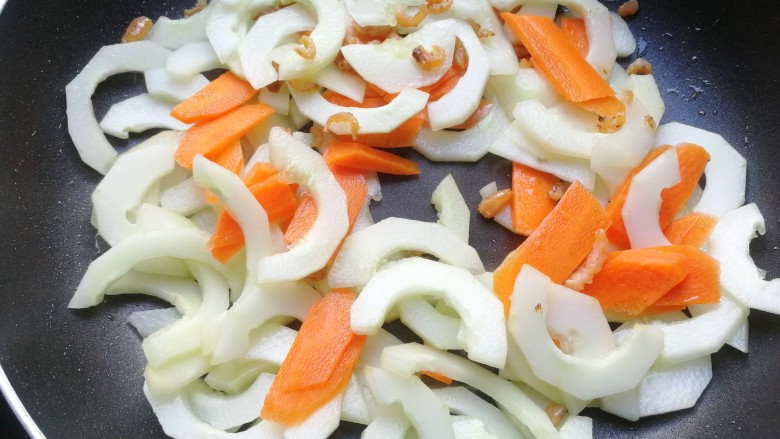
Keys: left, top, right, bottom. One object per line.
{"left": 0, "top": 363, "right": 46, "bottom": 439}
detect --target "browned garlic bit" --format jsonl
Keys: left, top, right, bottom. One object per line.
{"left": 334, "top": 52, "right": 353, "bottom": 72}
{"left": 518, "top": 58, "right": 533, "bottom": 68}
{"left": 621, "top": 90, "right": 635, "bottom": 104}
{"left": 412, "top": 45, "right": 446, "bottom": 70}
{"left": 295, "top": 34, "right": 316, "bottom": 60}
{"left": 597, "top": 112, "right": 627, "bottom": 134}
{"left": 626, "top": 58, "right": 654, "bottom": 75}
{"left": 478, "top": 189, "right": 513, "bottom": 219}
{"left": 449, "top": 100, "right": 494, "bottom": 130}
{"left": 183, "top": 0, "right": 208, "bottom": 17}
{"left": 287, "top": 79, "right": 318, "bottom": 93}
{"left": 645, "top": 114, "right": 657, "bottom": 129}
{"left": 395, "top": 6, "right": 428, "bottom": 28}
{"left": 617, "top": 0, "right": 640, "bottom": 18}
{"left": 547, "top": 180, "right": 570, "bottom": 201}
{"left": 513, "top": 43, "right": 531, "bottom": 61}
{"left": 465, "top": 19, "right": 495, "bottom": 39}
{"left": 121, "top": 16, "right": 153, "bottom": 43}
{"left": 453, "top": 38, "right": 469, "bottom": 70}
{"left": 564, "top": 229, "right": 610, "bottom": 291}
{"left": 544, "top": 404, "right": 568, "bottom": 427}
{"left": 325, "top": 112, "right": 360, "bottom": 140}
{"left": 310, "top": 125, "right": 325, "bottom": 148}
{"left": 427, "top": 0, "right": 453, "bottom": 14}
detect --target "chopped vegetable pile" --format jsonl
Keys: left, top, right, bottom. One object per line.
{"left": 65, "top": 0, "right": 775, "bottom": 438}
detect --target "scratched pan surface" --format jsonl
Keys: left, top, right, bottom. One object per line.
{"left": 1, "top": 0, "right": 779, "bottom": 437}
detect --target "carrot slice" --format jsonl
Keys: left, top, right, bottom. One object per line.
{"left": 559, "top": 18, "right": 588, "bottom": 57}
{"left": 243, "top": 162, "right": 279, "bottom": 187}
{"left": 511, "top": 163, "right": 560, "bottom": 236}
{"left": 204, "top": 140, "right": 244, "bottom": 204}
{"left": 421, "top": 371, "right": 453, "bottom": 385}
{"left": 171, "top": 71, "right": 258, "bottom": 124}
{"left": 581, "top": 248, "right": 689, "bottom": 316}
{"left": 493, "top": 182, "right": 610, "bottom": 314}
{"left": 606, "top": 144, "right": 710, "bottom": 248}
{"left": 325, "top": 140, "right": 420, "bottom": 175}
{"left": 175, "top": 104, "right": 274, "bottom": 169}
{"left": 653, "top": 246, "right": 720, "bottom": 307}
{"left": 664, "top": 212, "right": 718, "bottom": 247}
{"left": 262, "top": 290, "right": 367, "bottom": 425}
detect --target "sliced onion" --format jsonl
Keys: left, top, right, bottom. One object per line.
{"left": 91, "top": 130, "right": 181, "bottom": 246}
{"left": 341, "top": 20, "right": 456, "bottom": 93}
{"left": 65, "top": 41, "right": 171, "bottom": 174}
{"left": 559, "top": 415, "right": 593, "bottom": 438}
{"left": 310, "top": 64, "right": 367, "bottom": 103}
{"left": 128, "top": 308, "right": 183, "bottom": 338}
{"left": 288, "top": 99, "right": 312, "bottom": 129}
{"left": 427, "top": 21, "right": 490, "bottom": 130}
{"left": 290, "top": 87, "right": 429, "bottom": 135}
{"left": 147, "top": 4, "right": 213, "bottom": 49}
{"left": 145, "top": 69, "right": 210, "bottom": 102}
{"left": 365, "top": 170, "right": 383, "bottom": 201}
{"left": 238, "top": 4, "right": 316, "bottom": 89}
{"left": 431, "top": 174, "right": 470, "bottom": 242}
{"left": 726, "top": 319, "right": 749, "bottom": 353}
{"left": 100, "top": 94, "right": 191, "bottom": 139}
{"left": 398, "top": 298, "right": 462, "bottom": 350}
{"left": 191, "top": 207, "right": 219, "bottom": 233}
{"left": 189, "top": 373, "right": 274, "bottom": 430}
{"left": 624, "top": 74, "right": 665, "bottom": 124}
{"left": 433, "top": 387, "right": 523, "bottom": 439}
{"left": 284, "top": 394, "right": 342, "bottom": 439}
{"left": 146, "top": 353, "right": 213, "bottom": 394}
{"left": 610, "top": 12, "right": 636, "bottom": 58}
{"left": 204, "top": 360, "right": 269, "bottom": 394}
{"left": 341, "top": 376, "right": 371, "bottom": 425}
{"left": 502, "top": 338, "right": 568, "bottom": 405}
{"left": 381, "top": 343, "right": 557, "bottom": 438}
{"left": 166, "top": 41, "right": 223, "bottom": 80}
{"left": 244, "top": 324, "right": 298, "bottom": 365}
{"left": 361, "top": 405, "right": 411, "bottom": 439}
{"left": 517, "top": 3, "right": 557, "bottom": 17}
{"left": 654, "top": 122, "right": 746, "bottom": 217}
{"left": 253, "top": 128, "right": 348, "bottom": 282}
{"left": 345, "top": 0, "right": 424, "bottom": 27}
{"left": 547, "top": 284, "right": 616, "bottom": 359}
{"left": 451, "top": 416, "right": 495, "bottom": 439}
{"left": 363, "top": 366, "right": 456, "bottom": 439}
{"left": 111, "top": 271, "right": 201, "bottom": 316}
{"left": 206, "top": 0, "right": 272, "bottom": 64}
{"left": 359, "top": 329, "right": 403, "bottom": 368}
{"left": 459, "top": 0, "right": 520, "bottom": 75}
{"left": 508, "top": 265, "right": 664, "bottom": 400}
{"left": 708, "top": 203, "right": 780, "bottom": 314}
{"left": 489, "top": 67, "right": 561, "bottom": 115}
{"left": 259, "top": 84, "right": 292, "bottom": 116}
{"left": 513, "top": 99, "right": 599, "bottom": 159}
{"left": 622, "top": 148, "right": 680, "bottom": 248}
{"left": 161, "top": 177, "right": 208, "bottom": 217}
{"left": 329, "top": 217, "right": 484, "bottom": 289}
{"left": 351, "top": 198, "right": 375, "bottom": 232}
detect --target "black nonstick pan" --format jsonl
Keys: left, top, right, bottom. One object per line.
{"left": 1, "top": 0, "right": 779, "bottom": 437}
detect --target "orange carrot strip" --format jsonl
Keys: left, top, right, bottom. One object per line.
{"left": 209, "top": 213, "right": 244, "bottom": 263}
{"left": 283, "top": 194, "right": 317, "bottom": 245}
{"left": 575, "top": 95, "right": 626, "bottom": 119}
{"left": 325, "top": 140, "right": 420, "bottom": 175}
{"left": 581, "top": 248, "right": 689, "bottom": 316}
{"left": 559, "top": 18, "right": 588, "bottom": 57}
{"left": 653, "top": 246, "right": 720, "bottom": 306}
{"left": 501, "top": 13, "right": 615, "bottom": 103}
{"left": 511, "top": 163, "right": 560, "bottom": 236}
{"left": 171, "top": 71, "right": 258, "bottom": 124}
{"left": 608, "top": 304, "right": 687, "bottom": 321}
{"left": 421, "top": 371, "right": 453, "bottom": 385}
{"left": 243, "top": 162, "right": 279, "bottom": 186}
{"left": 664, "top": 212, "right": 718, "bottom": 247}
{"left": 262, "top": 290, "right": 367, "bottom": 425}
{"left": 493, "top": 182, "right": 610, "bottom": 314}
{"left": 204, "top": 140, "right": 244, "bottom": 204}
{"left": 175, "top": 104, "right": 274, "bottom": 169}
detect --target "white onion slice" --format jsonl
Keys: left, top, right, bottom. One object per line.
{"left": 65, "top": 41, "right": 171, "bottom": 174}
{"left": 415, "top": 99, "right": 508, "bottom": 162}
{"left": 559, "top": 415, "right": 593, "bottom": 439}
{"left": 128, "top": 308, "right": 183, "bottom": 338}
{"left": 283, "top": 394, "right": 342, "bottom": 439}
{"left": 92, "top": 131, "right": 180, "bottom": 246}
{"left": 341, "top": 376, "right": 371, "bottom": 425}
{"left": 244, "top": 324, "right": 298, "bottom": 365}
{"left": 341, "top": 20, "right": 456, "bottom": 93}
{"left": 610, "top": 12, "right": 636, "bottom": 58}
{"left": 189, "top": 373, "right": 274, "bottom": 430}
{"left": 145, "top": 69, "right": 210, "bottom": 102}
{"left": 381, "top": 343, "right": 557, "bottom": 438}
{"left": 288, "top": 99, "right": 311, "bottom": 129}
{"left": 238, "top": 4, "right": 316, "bottom": 89}
{"left": 726, "top": 319, "right": 749, "bottom": 353}
{"left": 624, "top": 74, "right": 665, "bottom": 124}
{"left": 547, "top": 284, "right": 616, "bottom": 359}
{"left": 259, "top": 84, "right": 292, "bottom": 116}
{"left": 654, "top": 122, "right": 746, "bottom": 217}
{"left": 361, "top": 405, "right": 411, "bottom": 439}
{"left": 146, "top": 354, "right": 213, "bottom": 395}
{"left": 329, "top": 217, "right": 485, "bottom": 289}
{"left": 508, "top": 265, "right": 664, "bottom": 400}
{"left": 433, "top": 387, "right": 522, "bottom": 439}
{"left": 359, "top": 329, "right": 403, "bottom": 368}
{"left": 206, "top": 0, "right": 273, "bottom": 64}
{"left": 147, "top": 4, "right": 213, "bottom": 49}
{"left": 204, "top": 360, "right": 268, "bottom": 394}
{"left": 451, "top": 416, "right": 497, "bottom": 439}
{"left": 600, "top": 355, "right": 712, "bottom": 421}
{"left": 363, "top": 366, "right": 455, "bottom": 439}
{"left": 398, "top": 298, "right": 462, "bottom": 350}
{"left": 426, "top": 21, "right": 490, "bottom": 130}
{"left": 513, "top": 99, "right": 599, "bottom": 159}
{"left": 100, "top": 94, "right": 191, "bottom": 139}
{"left": 517, "top": 3, "right": 557, "bottom": 18}
{"left": 709, "top": 203, "right": 780, "bottom": 313}
{"left": 489, "top": 67, "right": 561, "bottom": 115}
{"left": 310, "top": 64, "right": 367, "bottom": 103}
{"left": 289, "top": 87, "right": 429, "bottom": 135}
{"left": 161, "top": 177, "right": 208, "bottom": 217}
{"left": 431, "top": 174, "right": 470, "bottom": 242}
{"left": 111, "top": 271, "right": 202, "bottom": 316}
{"left": 351, "top": 198, "right": 375, "bottom": 232}
{"left": 166, "top": 42, "right": 223, "bottom": 80}
{"left": 622, "top": 148, "right": 680, "bottom": 248}
{"left": 344, "top": 0, "right": 423, "bottom": 27}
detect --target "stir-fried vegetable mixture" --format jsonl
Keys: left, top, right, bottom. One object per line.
{"left": 65, "top": 0, "right": 774, "bottom": 437}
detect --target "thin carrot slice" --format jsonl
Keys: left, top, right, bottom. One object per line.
{"left": 581, "top": 248, "right": 689, "bottom": 316}
{"left": 421, "top": 371, "right": 453, "bottom": 385}
{"left": 511, "top": 163, "right": 560, "bottom": 236}
{"left": 175, "top": 104, "right": 274, "bottom": 169}
{"left": 576, "top": 95, "right": 625, "bottom": 119}
{"left": 501, "top": 13, "right": 615, "bottom": 103}
{"left": 664, "top": 212, "right": 718, "bottom": 247}
{"left": 171, "top": 71, "right": 258, "bottom": 124}
{"left": 608, "top": 304, "right": 687, "bottom": 321}
{"left": 653, "top": 246, "right": 720, "bottom": 307}
{"left": 209, "top": 213, "right": 244, "bottom": 263}
{"left": 559, "top": 18, "right": 588, "bottom": 57}
{"left": 493, "top": 182, "right": 610, "bottom": 314}
{"left": 243, "top": 162, "right": 279, "bottom": 187}
{"left": 262, "top": 290, "right": 367, "bottom": 425}
{"left": 204, "top": 140, "right": 244, "bottom": 204}
{"left": 283, "top": 194, "right": 317, "bottom": 245}
{"left": 325, "top": 140, "right": 420, "bottom": 175}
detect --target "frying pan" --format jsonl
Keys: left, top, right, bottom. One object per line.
{"left": 1, "top": 0, "right": 779, "bottom": 437}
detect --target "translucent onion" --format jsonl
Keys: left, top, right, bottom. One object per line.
{"left": 431, "top": 174, "right": 470, "bottom": 242}
{"left": 147, "top": 3, "right": 212, "bottom": 49}
{"left": 144, "top": 69, "right": 210, "bottom": 102}
{"left": 100, "top": 94, "right": 191, "bottom": 139}
{"left": 166, "top": 41, "right": 223, "bottom": 80}
{"left": 433, "top": 387, "right": 523, "bottom": 439}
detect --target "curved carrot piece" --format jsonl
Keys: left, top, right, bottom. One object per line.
{"left": 175, "top": 104, "right": 274, "bottom": 169}
{"left": 325, "top": 140, "right": 420, "bottom": 175}
{"left": 511, "top": 163, "right": 559, "bottom": 236}
{"left": 560, "top": 18, "right": 588, "bottom": 57}
{"left": 421, "top": 371, "right": 453, "bottom": 385}
{"left": 204, "top": 140, "right": 244, "bottom": 204}
{"left": 493, "top": 182, "right": 610, "bottom": 314}
{"left": 171, "top": 71, "right": 258, "bottom": 124}
{"left": 243, "top": 162, "right": 279, "bottom": 187}
{"left": 664, "top": 212, "right": 718, "bottom": 247}
{"left": 262, "top": 289, "right": 366, "bottom": 425}
{"left": 576, "top": 95, "right": 625, "bottom": 119}
{"left": 653, "top": 246, "right": 720, "bottom": 307}
{"left": 581, "top": 248, "right": 689, "bottom": 316}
